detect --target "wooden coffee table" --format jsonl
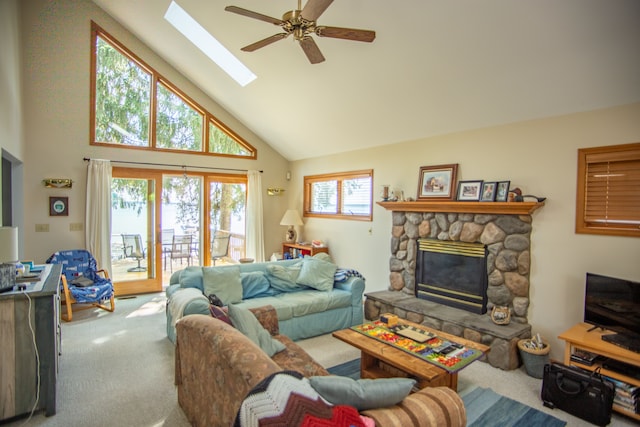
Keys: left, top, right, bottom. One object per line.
{"left": 333, "top": 319, "right": 490, "bottom": 390}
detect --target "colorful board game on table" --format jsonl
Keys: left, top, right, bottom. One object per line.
{"left": 351, "top": 321, "right": 485, "bottom": 373}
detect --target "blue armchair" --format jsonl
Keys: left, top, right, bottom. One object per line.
{"left": 46, "top": 249, "right": 115, "bottom": 321}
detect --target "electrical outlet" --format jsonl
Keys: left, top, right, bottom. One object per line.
{"left": 35, "top": 224, "right": 49, "bottom": 232}
{"left": 70, "top": 223, "right": 83, "bottom": 231}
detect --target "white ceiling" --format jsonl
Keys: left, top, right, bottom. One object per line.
{"left": 91, "top": 0, "right": 640, "bottom": 161}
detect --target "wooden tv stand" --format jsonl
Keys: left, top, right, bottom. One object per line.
{"left": 558, "top": 323, "right": 640, "bottom": 421}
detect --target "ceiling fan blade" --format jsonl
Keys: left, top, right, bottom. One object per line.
{"left": 300, "top": 0, "right": 333, "bottom": 22}
{"left": 241, "top": 33, "right": 290, "bottom": 52}
{"left": 225, "top": 6, "right": 283, "bottom": 26}
{"left": 299, "top": 37, "right": 325, "bottom": 64}
{"left": 316, "top": 26, "right": 376, "bottom": 42}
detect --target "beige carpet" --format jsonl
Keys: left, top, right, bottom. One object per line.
{"left": 5, "top": 293, "right": 637, "bottom": 427}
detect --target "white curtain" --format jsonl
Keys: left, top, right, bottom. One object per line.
{"left": 246, "top": 170, "right": 265, "bottom": 262}
{"left": 86, "top": 159, "right": 112, "bottom": 274}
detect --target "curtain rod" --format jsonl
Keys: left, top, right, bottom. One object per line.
{"left": 83, "top": 157, "right": 262, "bottom": 173}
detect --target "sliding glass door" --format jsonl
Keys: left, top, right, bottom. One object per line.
{"left": 111, "top": 169, "right": 161, "bottom": 295}
{"left": 161, "top": 174, "right": 202, "bottom": 273}
{"left": 206, "top": 177, "right": 246, "bottom": 265}
{"left": 111, "top": 168, "right": 247, "bottom": 295}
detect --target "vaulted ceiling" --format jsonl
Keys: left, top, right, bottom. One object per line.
{"left": 91, "top": 0, "right": 640, "bottom": 161}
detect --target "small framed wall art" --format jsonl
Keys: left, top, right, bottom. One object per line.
{"left": 417, "top": 164, "right": 458, "bottom": 200}
{"left": 456, "top": 180, "right": 483, "bottom": 201}
{"left": 49, "top": 196, "right": 69, "bottom": 216}
{"left": 495, "top": 181, "right": 511, "bottom": 202}
{"left": 480, "top": 181, "right": 498, "bottom": 202}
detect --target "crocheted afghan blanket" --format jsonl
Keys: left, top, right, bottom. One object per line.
{"left": 235, "top": 371, "right": 365, "bottom": 427}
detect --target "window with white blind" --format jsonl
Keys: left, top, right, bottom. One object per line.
{"left": 304, "top": 170, "right": 373, "bottom": 221}
{"left": 576, "top": 142, "right": 640, "bottom": 237}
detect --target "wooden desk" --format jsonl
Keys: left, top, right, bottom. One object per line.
{"left": 559, "top": 322, "right": 640, "bottom": 421}
{"left": 0, "top": 264, "right": 62, "bottom": 420}
{"left": 333, "top": 320, "right": 490, "bottom": 391}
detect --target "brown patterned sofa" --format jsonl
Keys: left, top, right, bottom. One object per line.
{"left": 175, "top": 306, "right": 466, "bottom": 427}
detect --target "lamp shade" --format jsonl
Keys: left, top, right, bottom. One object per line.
{"left": 280, "top": 210, "right": 303, "bottom": 226}
{"left": 0, "top": 226, "right": 18, "bottom": 263}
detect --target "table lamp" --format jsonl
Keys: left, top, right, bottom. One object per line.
{"left": 0, "top": 227, "right": 19, "bottom": 290}
{"left": 0, "top": 226, "right": 18, "bottom": 264}
{"left": 280, "top": 210, "right": 303, "bottom": 243}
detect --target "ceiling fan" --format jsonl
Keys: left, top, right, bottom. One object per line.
{"left": 225, "top": 0, "right": 375, "bottom": 64}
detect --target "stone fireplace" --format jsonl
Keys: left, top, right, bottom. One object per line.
{"left": 364, "top": 201, "right": 544, "bottom": 370}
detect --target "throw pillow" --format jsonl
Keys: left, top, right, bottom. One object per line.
{"left": 265, "top": 262, "right": 306, "bottom": 292}
{"left": 178, "top": 266, "right": 203, "bottom": 290}
{"left": 241, "top": 271, "right": 271, "bottom": 299}
{"left": 313, "top": 252, "right": 334, "bottom": 264}
{"left": 202, "top": 265, "right": 242, "bottom": 305}
{"left": 296, "top": 257, "right": 338, "bottom": 292}
{"left": 308, "top": 376, "right": 416, "bottom": 411}
{"left": 227, "top": 304, "right": 286, "bottom": 357}
{"left": 209, "top": 305, "right": 232, "bottom": 326}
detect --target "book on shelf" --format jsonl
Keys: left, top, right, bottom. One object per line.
{"left": 570, "top": 349, "right": 600, "bottom": 365}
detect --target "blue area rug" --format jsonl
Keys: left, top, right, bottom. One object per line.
{"left": 327, "top": 358, "right": 360, "bottom": 379}
{"left": 328, "top": 359, "right": 566, "bottom": 427}
{"left": 461, "top": 386, "right": 566, "bottom": 427}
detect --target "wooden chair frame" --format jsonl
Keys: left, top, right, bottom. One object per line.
{"left": 59, "top": 268, "right": 115, "bottom": 322}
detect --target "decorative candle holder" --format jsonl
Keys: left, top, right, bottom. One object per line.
{"left": 381, "top": 185, "right": 390, "bottom": 201}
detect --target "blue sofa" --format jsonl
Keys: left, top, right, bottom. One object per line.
{"left": 165, "top": 258, "right": 365, "bottom": 343}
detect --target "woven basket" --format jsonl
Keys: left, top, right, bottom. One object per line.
{"left": 518, "top": 339, "right": 550, "bottom": 379}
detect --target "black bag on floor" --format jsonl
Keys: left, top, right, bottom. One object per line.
{"left": 541, "top": 362, "right": 615, "bottom": 426}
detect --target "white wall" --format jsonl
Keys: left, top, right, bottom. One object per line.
{"left": 290, "top": 103, "right": 640, "bottom": 361}
{"left": 0, "top": 0, "right": 22, "bottom": 161}
{"left": 19, "top": 0, "right": 292, "bottom": 263}
{"left": 0, "top": 0, "right": 26, "bottom": 254}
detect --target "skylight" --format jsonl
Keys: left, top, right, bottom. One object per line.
{"left": 164, "top": 1, "right": 256, "bottom": 87}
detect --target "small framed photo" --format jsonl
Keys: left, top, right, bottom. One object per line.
{"left": 417, "top": 164, "right": 458, "bottom": 200}
{"left": 480, "top": 182, "right": 498, "bottom": 202}
{"left": 49, "top": 196, "right": 69, "bottom": 216}
{"left": 456, "top": 180, "right": 483, "bottom": 201}
{"left": 495, "top": 181, "right": 511, "bottom": 202}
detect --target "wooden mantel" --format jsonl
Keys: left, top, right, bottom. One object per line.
{"left": 377, "top": 200, "right": 544, "bottom": 215}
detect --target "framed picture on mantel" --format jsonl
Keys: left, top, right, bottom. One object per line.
{"left": 417, "top": 164, "right": 458, "bottom": 200}
{"left": 456, "top": 180, "right": 483, "bottom": 201}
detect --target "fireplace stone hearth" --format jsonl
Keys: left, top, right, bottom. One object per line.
{"left": 366, "top": 201, "right": 544, "bottom": 370}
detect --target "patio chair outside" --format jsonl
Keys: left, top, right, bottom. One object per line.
{"left": 211, "top": 230, "right": 231, "bottom": 265}
{"left": 121, "top": 234, "right": 146, "bottom": 272}
{"left": 162, "top": 228, "right": 175, "bottom": 271}
{"left": 170, "top": 234, "right": 192, "bottom": 272}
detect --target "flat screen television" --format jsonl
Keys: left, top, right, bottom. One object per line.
{"left": 584, "top": 273, "right": 640, "bottom": 352}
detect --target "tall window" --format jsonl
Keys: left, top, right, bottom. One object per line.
{"left": 304, "top": 170, "right": 373, "bottom": 221}
{"left": 94, "top": 34, "right": 151, "bottom": 146}
{"left": 156, "top": 81, "right": 203, "bottom": 151}
{"left": 90, "top": 21, "right": 256, "bottom": 158}
{"left": 576, "top": 142, "right": 640, "bottom": 237}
